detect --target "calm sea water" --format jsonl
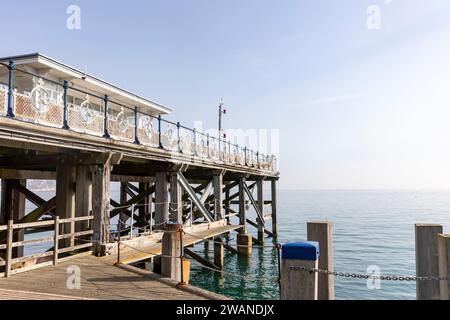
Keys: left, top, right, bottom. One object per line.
{"left": 188, "top": 190, "right": 450, "bottom": 300}
{"left": 23, "top": 189, "right": 450, "bottom": 300}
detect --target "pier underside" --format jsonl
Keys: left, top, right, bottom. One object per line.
{"left": 0, "top": 117, "right": 279, "bottom": 283}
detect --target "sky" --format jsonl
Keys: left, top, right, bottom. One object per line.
{"left": 2, "top": 0, "right": 450, "bottom": 190}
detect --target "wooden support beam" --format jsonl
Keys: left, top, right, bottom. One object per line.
{"left": 161, "top": 223, "right": 182, "bottom": 281}
{"left": 246, "top": 218, "right": 275, "bottom": 237}
{"left": 138, "top": 182, "right": 151, "bottom": 227}
{"left": 155, "top": 172, "right": 169, "bottom": 229}
{"left": 12, "top": 180, "right": 26, "bottom": 258}
{"left": 75, "top": 166, "right": 92, "bottom": 233}
{"left": 119, "top": 183, "right": 128, "bottom": 228}
{"left": 170, "top": 172, "right": 182, "bottom": 223}
{"left": 0, "top": 169, "right": 55, "bottom": 180}
{"left": 271, "top": 180, "right": 278, "bottom": 236}
{"left": 109, "top": 185, "right": 156, "bottom": 218}
{"left": 184, "top": 248, "right": 221, "bottom": 271}
{"left": 256, "top": 177, "right": 265, "bottom": 243}
{"left": 177, "top": 173, "right": 213, "bottom": 223}
{"left": 92, "top": 161, "right": 112, "bottom": 253}
{"left": 415, "top": 224, "right": 443, "bottom": 300}
{"left": 223, "top": 242, "right": 239, "bottom": 254}
{"left": 56, "top": 165, "right": 76, "bottom": 249}
{"left": 213, "top": 174, "right": 223, "bottom": 220}
{"left": 238, "top": 178, "right": 247, "bottom": 234}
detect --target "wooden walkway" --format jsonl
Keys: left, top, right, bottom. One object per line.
{"left": 110, "top": 223, "right": 241, "bottom": 265}
{"left": 0, "top": 255, "right": 225, "bottom": 300}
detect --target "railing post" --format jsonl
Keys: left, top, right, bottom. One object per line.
{"left": 103, "top": 95, "right": 110, "bottom": 138}
{"left": 62, "top": 81, "right": 69, "bottom": 129}
{"left": 207, "top": 133, "right": 210, "bottom": 158}
{"left": 7, "top": 61, "right": 15, "bottom": 118}
{"left": 244, "top": 147, "right": 247, "bottom": 165}
{"left": 228, "top": 141, "right": 232, "bottom": 163}
{"left": 193, "top": 128, "right": 197, "bottom": 156}
{"left": 53, "top": 216, "right": 59, "bottom": 265}
{"left": 134, "top": 106, "right": 140, "bottom": 144}
{"left": 158, "top": 115, "right": 163, "bottom": 149}
{"left": 5, "top": 220, "right": 13, "bottom": 277}
{"left": 177, "top": 122, "right": 182, "bottom": 153}
{"left": 256, "top": 151, "right": 259, "bottom": 168}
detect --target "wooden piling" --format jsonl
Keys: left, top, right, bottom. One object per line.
{"left": 438, "top": 234, "right": 450, "bottom": 300}
{"left": 271, "top": 180, "right": 278, "bottom": 236}
{"left": 75, "top": 166, "right": 92, "bottom": 233}
{"left": 161, "top": 223, "right": 182, "bottom": 281}
{"left": 92, "top": 162, "right": 111, "bottom": 254}
{"left": 415, "top": 224, "right": 443, "bottom": 300}
{"left": 213, "top": 174, "right": 223, "bottom": 220}
{"left": 256, "top": 177, "right": 264, "bottom": 243}
{"left": 214, "top": 237, "right": 224, "bottom": 269}
{"left": 280, "top": 241, "right": 319, "bottom": 300}
{"left": 56, "top": 165, "right": 76, "bottom": 248}
{"left": 169, "top": 172, "right": 182, "bottom": 223}
{"left": 307, "top": 221, "right": 334, "bottom": 300}
{"left": 238, "top": 178, "right": 247, "bottom": 234}
{"left": 155, "top": 172, "right": 169, "bottom": 228}
{"left": 237, "top": 233, "right": 252, "bottom": 256}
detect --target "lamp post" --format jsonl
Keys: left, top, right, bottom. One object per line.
{"left": 218, "top": 99, "right": 227, "bottom": 160}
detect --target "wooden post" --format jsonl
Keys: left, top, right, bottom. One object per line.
{"left": 155, "top": 172, "right": 169, "bottom": 229}
{"left": 139, "top": 182, "right": 150, "bottom": 228}
{"left": 56, "top": 165, "right": 76, "bottom": 249}
{"left": 5, "top": 220, "right": 13, "bottom": 277}
{"left": 213, "top": 174, "right": 223, "bottom": 220}
{"left": 169, "top": 172, "right": 182, "bottom": 223}
{"left": 438, "top": 234, "right": 450, "bottom": 300}
{"left": 415, "top": 224, "right": 443, "bottom": 300}
{"left": 280, "top": 241, "right": 320, "bottom": 300}
{"left": 237, "top": 233, "right": 252, "bottom": 256}
{"left": 238, "top": 178, "right": 247, "bottom": 234}
{"left": 0, "top": 180, "right": 13, "bottom": 226}
{"left": 271, "top": 180, "right": 278, "bottom": 236}
{"left": 92, "top": 162, "right": 111, "bottom": 255}
{"left": 256, "top": 177, "right": 264, "bottom": 243}
{"left": 53, "top": 216, "right": 59, "bottom": 265}
{"left": 119, "top": 182, "right": 128, "bottom": 229}
{"left": 214, "top": 237, "right": 224, "bottom": 269}
{"left": 307, "top": 221, "right": 334, "bottom": 300}
{"left": 75, "top": 166, "right": 92, "bottom": 233}
{"left": 161, "top": 222, "right": 182, "bottom": 281}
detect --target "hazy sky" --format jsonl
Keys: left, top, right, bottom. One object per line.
{"left": 2, "top": 0, "right": 450, "bottom": 190}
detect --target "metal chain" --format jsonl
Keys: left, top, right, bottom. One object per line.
{"left": 289, "top": 266, "right": 450, "bottom": 281}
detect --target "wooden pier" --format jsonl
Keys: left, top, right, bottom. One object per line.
{"left": 0, "top": 53, "right": 279, "bottom": 299}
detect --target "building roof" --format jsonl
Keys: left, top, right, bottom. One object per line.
{"left": 0, "top": 53, "right": 172, "bottom": 115}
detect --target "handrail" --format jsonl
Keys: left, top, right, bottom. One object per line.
{"left": 0, "top": 60, "right": 278, "bottom": 172}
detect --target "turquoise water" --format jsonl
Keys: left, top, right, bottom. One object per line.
{"left": 22, "top": 189, "right": 450, "bottom": 300}
{"left": 188, "top": 190, "right": 450, "bottom": 300}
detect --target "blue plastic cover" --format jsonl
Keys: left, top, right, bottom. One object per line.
{"left": 281, "top": 241, "right": 319, "bottom": 261}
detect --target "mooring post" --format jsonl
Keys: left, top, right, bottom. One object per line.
{"left": 161, "top": 222, "right": 183, "bottom": 281}
{"left": 438, "top": 234, "right": 450, "bottom": 300}
{"left": 307, "top": 221, "right": 334, "bottom": 300}
{"left": 280, "top": 241, "right": 320, "bottom": 300}
{"left": 415, "top": 224, "right": 443, "bottom": 300}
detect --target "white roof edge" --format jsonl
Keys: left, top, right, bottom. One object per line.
{"left": 0, "top": 52, "right": 172, "bottom": 115}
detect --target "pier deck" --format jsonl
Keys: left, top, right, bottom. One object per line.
{"left": 0, "top": 255, "right": 224, "bottom": 300}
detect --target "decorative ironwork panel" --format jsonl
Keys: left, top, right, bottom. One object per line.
{"left": 179, "top": 127, "right": 195, "bottom": 155}
{"left": 67, "top": 92, "right": 104, "bottom": 136}
{"left": 137, "top": 114, "right": 159, "bottom": 147}
{"left": 108, "top": 103, "right": 135, "bottom": 142}
{"left": 160, "top": 120, "right": 178, "bottom": 151}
